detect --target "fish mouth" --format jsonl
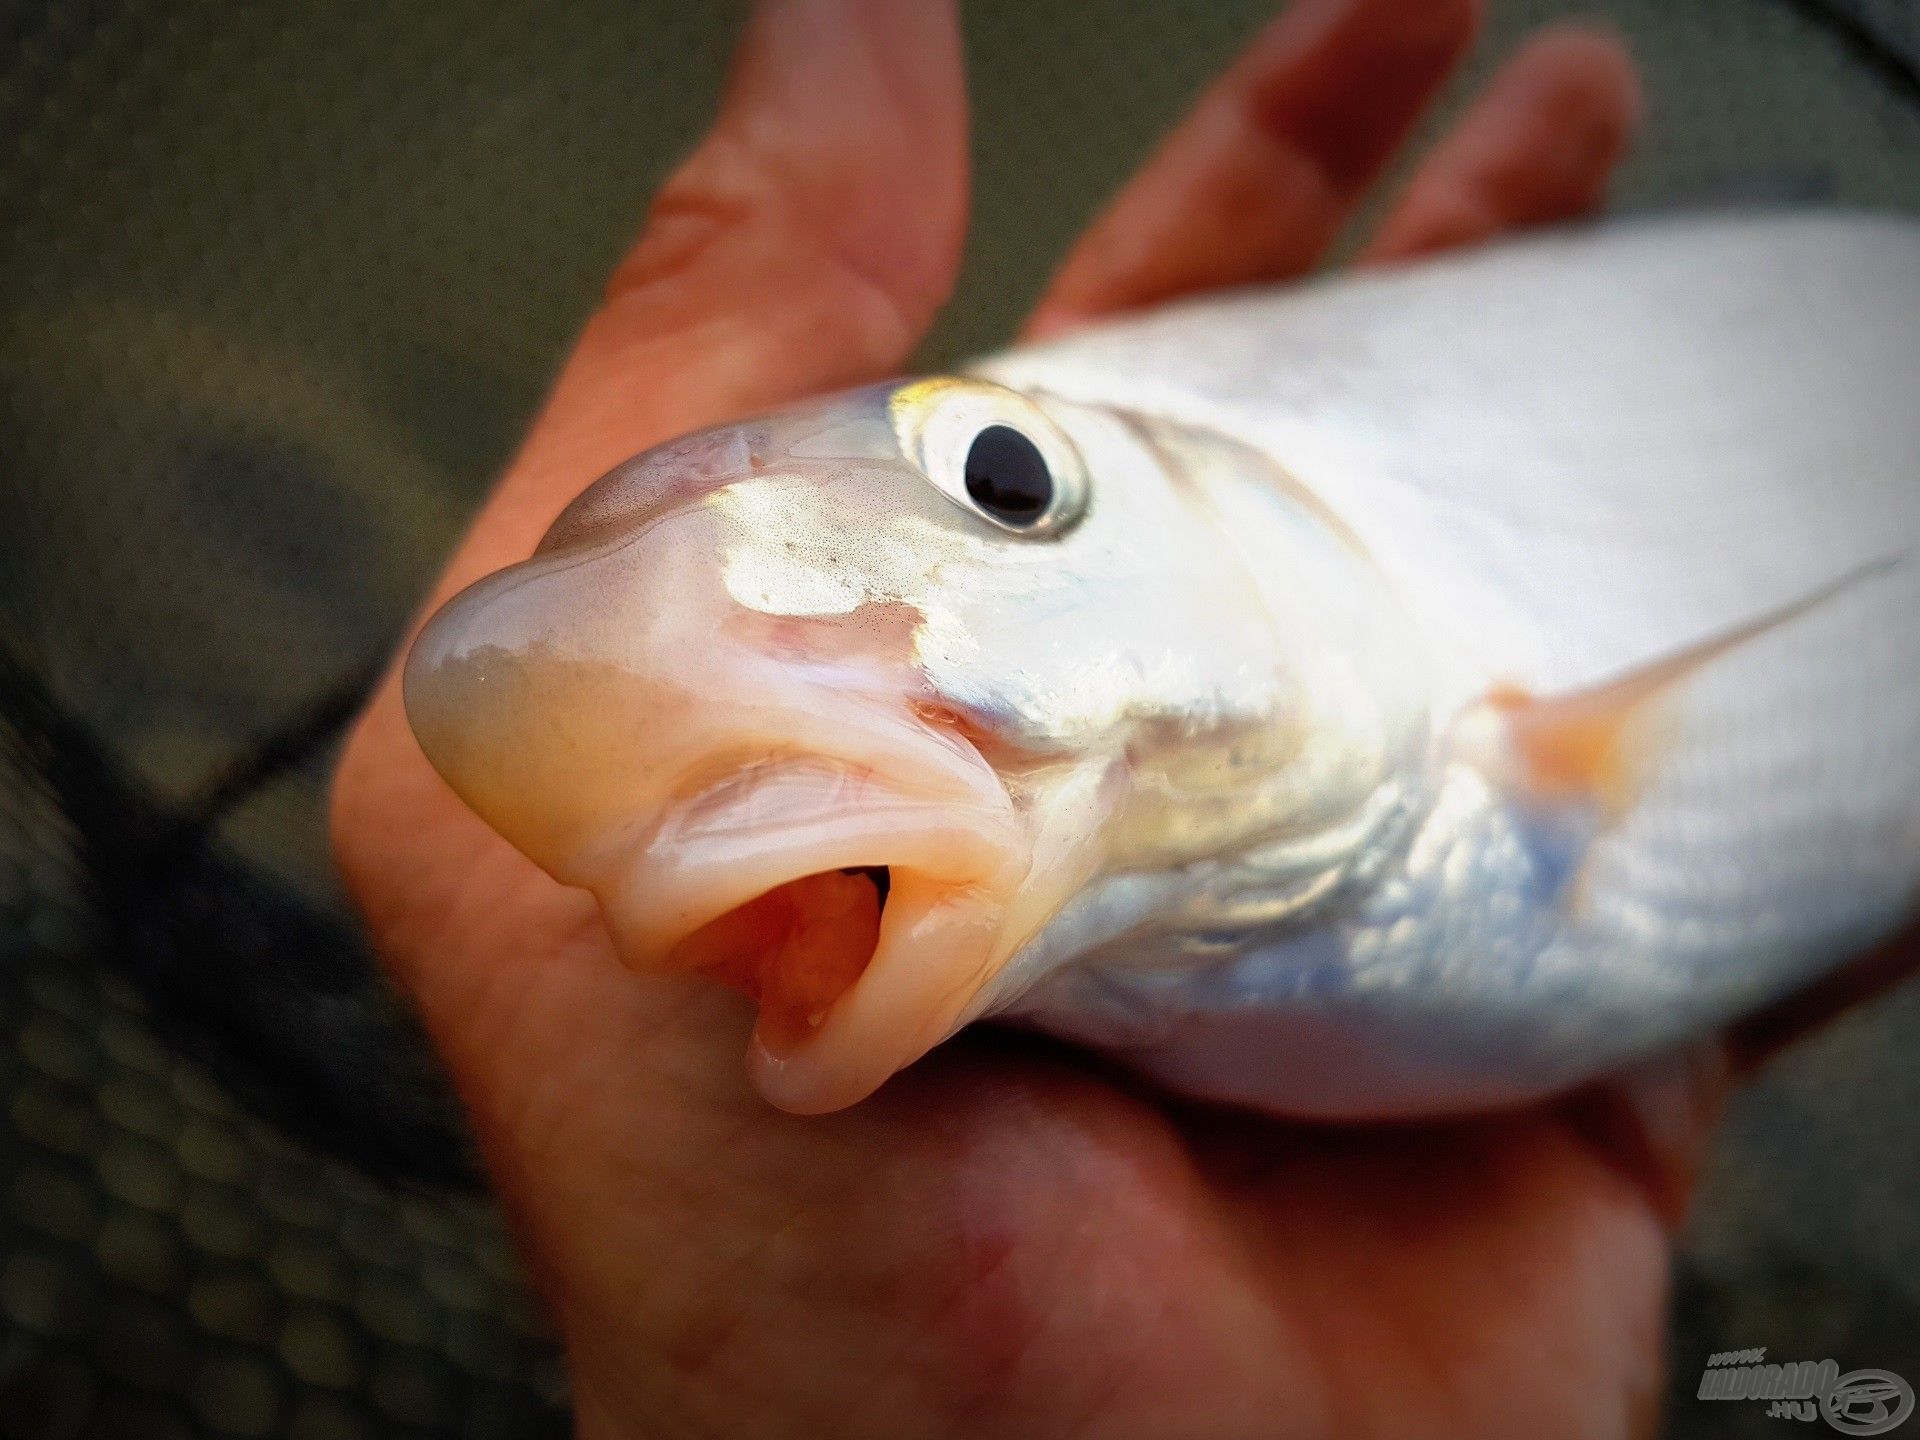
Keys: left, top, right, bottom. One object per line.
{"left": 587, "top": 754, "right": 1029, "bottom": 1113}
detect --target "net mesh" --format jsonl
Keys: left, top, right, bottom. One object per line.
{"left": 3, "top": 2, "right": 1918, "bottom": 1435}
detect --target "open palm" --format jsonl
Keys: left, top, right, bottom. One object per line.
{"left": 328, "top": 3, "right": 1744, "bottom": 1435}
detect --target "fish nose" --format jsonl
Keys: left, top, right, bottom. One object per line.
{"left": 402, "top": 517, "right": 960, "bottom": 880}
{"left": 421, "top": 505, "right": 720, "bottom": 826}
{"left": 536, "top": 424, "right": 762, "bottom": 555}
{"left": 534, "top": 386, "right": 903, "bottom": 556}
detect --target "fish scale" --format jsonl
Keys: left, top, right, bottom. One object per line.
{"left": 980, "top": 214, "right": 1920, "bottom": 696}
{"left": 410, "top": 213, "right": 1920, "bottom": 1116}
{"left": 982, "top": 214, "right": 1920, "bottom": 1115}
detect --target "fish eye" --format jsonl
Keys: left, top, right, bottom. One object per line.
{"left": 889, "top": 378, "right": 1087, "bottom": 537}
{"left": 964, "top": 425, "right": 1053, "bottom": 526}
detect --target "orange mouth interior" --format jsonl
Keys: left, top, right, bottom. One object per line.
{"left": 666, "top": 867, "right": 890, "bottom": 1054}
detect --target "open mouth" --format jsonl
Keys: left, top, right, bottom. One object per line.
{"left": 667, "top": 864, "right": 890, "bottom": 1053}
{"left": 588, "top": 756, "right": 1027, "bottom": 1112}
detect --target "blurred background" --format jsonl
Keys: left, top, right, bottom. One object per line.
{"left": 2, "top": 2, "right": 1917, "bottom": 1437}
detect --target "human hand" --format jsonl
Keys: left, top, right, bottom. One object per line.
{"left": 329, "top": 3, "right": 1733, "bottom": 1435}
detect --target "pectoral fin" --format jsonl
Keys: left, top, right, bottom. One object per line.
{"left": 1482, "top": 557, "right": 1906, "bottom": 819}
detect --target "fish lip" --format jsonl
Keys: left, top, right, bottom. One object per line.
{"left": 744, "top": 867, "right": 1013, "bottom": 1113}
{"left": 592, "top": 754, "right": 1025, "bottom": 959}
{"left": 582, "top": 749, "right": 1031, "bottom": 1112}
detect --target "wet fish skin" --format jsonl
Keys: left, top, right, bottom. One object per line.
{"left": 406, "top": 212, "right": 1920, "bottom": 1117}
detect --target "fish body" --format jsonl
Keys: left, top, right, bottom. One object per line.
{"left": 406, "top": 212, "right": 1920, "bottom": 1116}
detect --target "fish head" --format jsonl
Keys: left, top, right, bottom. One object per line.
{"left": 405, "top": 377, "right": 1313, "bottom": 1111}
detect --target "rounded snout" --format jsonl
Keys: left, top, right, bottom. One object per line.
{"left": 404, "top": 493, "right": 977, "bottom": 876}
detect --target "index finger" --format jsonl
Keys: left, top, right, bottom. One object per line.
{"left": 441, "top": 0, "right": 971, "bottom": 603}
{"left": 334, "top": 0, "right": 973, "bottom": 1163}
{"left": 1026, "top": 0, "right": 1482, "bottom": 338}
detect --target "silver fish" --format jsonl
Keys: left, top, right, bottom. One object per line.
{"left": 405, "top": 213, "right": 1920, "bottom": 1116}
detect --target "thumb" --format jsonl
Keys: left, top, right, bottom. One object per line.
{"left": 333, "top": 0, "right": 968, "bottom": 1065}
{"left": 442, "top": 0, "right": 969, "bottom": 598}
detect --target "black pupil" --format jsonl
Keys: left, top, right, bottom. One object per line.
{"left": 964, "top": 425, "right": 1053, "bottom": 524}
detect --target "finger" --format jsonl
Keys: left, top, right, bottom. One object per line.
{"left": 1559, "top": 1044, "right": 1730, "bottom": 1230}
{"left": 451, "top": 0, "right": 968, "bottom": 597}
{"left": 1025, "top": 0, "right": 1482, "bottom": 339}
{"left": 1360, "top": 26, "right": 1639, "bottom": 264}
{"left": 334, "top": 3, "right": 976, "bottom": 1386}
{"left": 335, "top": 0, "right": 968, "bottom": 1069}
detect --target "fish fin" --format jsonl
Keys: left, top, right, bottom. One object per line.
{"left": 1481, "top": 555, "right": 1910, "bottom": 819}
